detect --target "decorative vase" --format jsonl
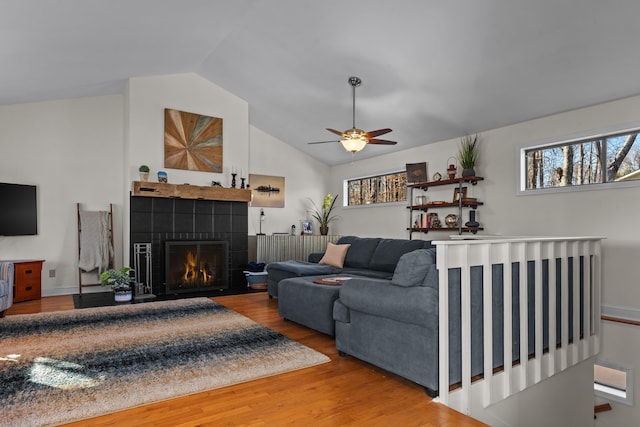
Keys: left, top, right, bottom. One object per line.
{"left": 462, "top": 167, "right": 476, "bottom": 177}
{"left": 445, "top": 214, "right": 459, "bottom": 228}
{"left": 139, "top": 172, "right": 149, "bottom": 182}
{"left": 465, "top": 210, "right": 480, "bottom": 228}
{"left": 319, "top": 225, "right": 329, "bottom": 236}
{"left": 114, "top": 289, "right": 132, "bottom": 302}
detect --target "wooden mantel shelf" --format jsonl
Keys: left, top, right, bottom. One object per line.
{"left": 132, "top": 181, "right": 252, "bottom": 202}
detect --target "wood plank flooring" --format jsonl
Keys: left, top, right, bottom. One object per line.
{"left": 5, "top": 293, "right": 487, "bottom": 426}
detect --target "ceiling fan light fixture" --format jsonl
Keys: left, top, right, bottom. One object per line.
{"left": 340, "top": 136, "right": 368, "bottom": 153}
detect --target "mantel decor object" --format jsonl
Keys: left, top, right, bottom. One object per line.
{"left": 139, "top": 165, "right": 150, "bottom": 182}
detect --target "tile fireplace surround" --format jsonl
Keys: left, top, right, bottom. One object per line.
{"left": 129, "top": 195, "right": 248, "bottom": 296}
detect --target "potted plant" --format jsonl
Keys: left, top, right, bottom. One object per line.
{"left": 138, "top": 165, "right": 150, "bottom": 182}
{"left": 309, "top": 193, "right": 339, "bottom": 235}
{"left": 457, "top": 134, "right": 479, "bottom": 177}
{"left": 100, "top": 267, "right": 134, "bottom": 302}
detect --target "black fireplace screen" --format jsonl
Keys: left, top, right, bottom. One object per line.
{"left": 165, "top": 241, "right": 228, "bottom": 293}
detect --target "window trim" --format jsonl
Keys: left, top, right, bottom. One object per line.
{"left": 342, "top": 168, "right": 407, "bottom": 208}
{"left": 516, "top": 121, "right": 640, "bottom": 196}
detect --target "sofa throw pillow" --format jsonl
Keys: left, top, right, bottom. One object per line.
{"left": 319, "top": 243, "right": 351, "bottom": 268}
{"left": 391, "top": 249, "right": 435, "bottom": 287}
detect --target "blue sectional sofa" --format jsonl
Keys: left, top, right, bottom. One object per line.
{"left": 266, "top": 236, "right": 568, "bottom": 397}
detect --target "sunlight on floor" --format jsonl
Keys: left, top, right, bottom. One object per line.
{"left": 29, "top": 357, "right": 105, "bottom": 389}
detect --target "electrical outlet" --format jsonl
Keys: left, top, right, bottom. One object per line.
{"left": 49, "top": 269, "right": 56, "bottom": 278}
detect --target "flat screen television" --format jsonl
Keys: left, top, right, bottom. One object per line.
{"left": 0, "top": 183, "right": 38, "bottom": 236}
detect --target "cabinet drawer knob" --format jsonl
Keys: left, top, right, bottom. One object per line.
{"left": 26, "top": 286, "right": 32, "bottom": 291}
{"left": 26, "top": 269, "right": 32, "bottom": 274}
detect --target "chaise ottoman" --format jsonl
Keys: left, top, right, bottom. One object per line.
{"left": 277, "top": 275, "right": 352, "bottom": 336}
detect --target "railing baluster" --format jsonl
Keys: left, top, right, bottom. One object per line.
{"left": 434, "top": 237, "right": 601, "bottom": 415}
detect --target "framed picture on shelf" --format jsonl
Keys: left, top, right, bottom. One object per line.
{"left": 453, "top": 186, "right": 468, "bottom": 202}
{"left": 301, "top": 221, "right": 313, "bottom": 235}
{"left": 406, "top": 162, "right": 428, "bottom": 183}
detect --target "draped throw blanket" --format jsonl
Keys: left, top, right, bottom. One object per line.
{"left": 78, "top": 210, "right": 112, "bottom": 273}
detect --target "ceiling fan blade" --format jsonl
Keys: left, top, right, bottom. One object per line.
{"left": 365, "top": 128, "right": 392, "bottom": 138}
{"left": 326, "top": 128, "right": 346, "bottom": 137}
{"left": 367, "top": 139, "right": 397, "bottom": 145}
{"left": 308, "top": 140, "right": 339, "bottom": 145}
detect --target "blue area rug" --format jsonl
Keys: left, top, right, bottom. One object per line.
{"left": 0, "top": 298, "right": 329, "bottom": 427}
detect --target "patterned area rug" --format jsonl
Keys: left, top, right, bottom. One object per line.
{"left": 0, "top": 298, "right": 329, "bottom": 427}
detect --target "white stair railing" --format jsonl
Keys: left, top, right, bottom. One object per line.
{"left": 434, "top": 237, "right": 602, "bottom": 415}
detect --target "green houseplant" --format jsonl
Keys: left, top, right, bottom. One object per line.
{"left": 138, "top": 165, "right": 150, "bottom": 182}
{"left": 309, "top": 193, "right": 339, "bottom": 235}
{"left": 457, "top": 134, "right": 479, "bottom": 177}
{"left": 100, "top": 267, "right": 134, "bottom": 302}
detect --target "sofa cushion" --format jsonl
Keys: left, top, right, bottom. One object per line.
{"left": 319, "top": 243, "right": 351, "bottom": 268}
{"left": 391, "top": 249, "right": 436, "bottom": 287}
{"left": 369, "top": 239, "right": 431, "bottom": 272}
{"left": 339, "top": 277, "right": 438, "bottom": 328}
{"left": 337, "top": 236, "right": 381, "bottom": 269}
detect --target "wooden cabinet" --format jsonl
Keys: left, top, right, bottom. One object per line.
{"left": 10, "top": 260, "right": 44, "bottom": 302}
{"left": 407, "top": 176, "right": 484, "bottom": 238}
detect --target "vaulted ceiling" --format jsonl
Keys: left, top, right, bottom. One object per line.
{"left": 4, "top": 1, "right": 640, "bottom": 165}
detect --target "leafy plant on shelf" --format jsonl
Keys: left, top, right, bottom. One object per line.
{"left": 99, "top": 267, "right": 134, "bottom": 292}
{"left": 457, "top": 134, "right": 479, "bottom": 171}
{"left": 309, "top": 193, "right": 339, "bottom": 228}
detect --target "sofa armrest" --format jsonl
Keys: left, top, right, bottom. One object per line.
{"left": 0, "top": 262, "right": 14, "bottom": 285}
{"left": 308, "top": 252, "right": 324, "bottom": 263}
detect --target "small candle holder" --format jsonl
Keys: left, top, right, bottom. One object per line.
{"left": 240, "top": 177, "right": 246, "bottom": 189}
{"left": 231, "top": 173, "right": 237, "bottom": 188}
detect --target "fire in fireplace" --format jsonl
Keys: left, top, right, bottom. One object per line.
{"left": 165, "top": 241, "right": 228, "bottom": 293}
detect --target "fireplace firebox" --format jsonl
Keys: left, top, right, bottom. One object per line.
{"left": 165, "top": 241, "right": 228, "bottom": 293}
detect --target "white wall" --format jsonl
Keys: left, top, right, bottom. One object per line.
{"left": 0, "top": 95, "right": 125, "bottom": 295}
{"left": 125, "top": 73, "right": 250, "bottom": 188}
{"left": 0, "top": 73, "right": 330, "bottom": 295}
{"left": 248, "top": 126, "right": 330, "bottom": 235}
{"left": 330, "top": 94, "right": 640, "bottom": 426}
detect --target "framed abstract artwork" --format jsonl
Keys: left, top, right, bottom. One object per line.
{"left": 164, "top": 108, "right": 223, "bottom": 172}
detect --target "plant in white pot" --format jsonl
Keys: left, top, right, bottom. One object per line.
{"left": 100, "top": 267, "right": 134, "bottom": 302}
{"left": 138, "top": 165, "right": 150, "bottom": 182}
{"left": 457, "top": 134, "right": 479, "bottom": 177}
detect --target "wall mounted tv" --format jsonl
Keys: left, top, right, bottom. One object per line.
{"left": 0, "top": 183, "right": 38, "bottom": 236}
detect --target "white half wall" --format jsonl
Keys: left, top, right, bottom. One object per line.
{"left": 0, "top": 95, "right": 124, "bottom": 295}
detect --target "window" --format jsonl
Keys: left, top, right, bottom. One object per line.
{"left": 346, "top": 171, "right": 407, "bottom": 206}
{"left": 594, "top": 360, "right": 633, "bottom": 406}
{"left": 522, "top": 129, "right": 640, "bottom": 192}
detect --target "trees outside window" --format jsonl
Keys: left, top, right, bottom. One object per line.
{"left": 525, "top": 130, "right": 640, "bottom": 190}
{"left": 346, "top": 171, "right": 407, "bottom": 206}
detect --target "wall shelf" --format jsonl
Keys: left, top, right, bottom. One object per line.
{"left": 132, "top": 181, "right": 252, "bottom": 202}
{"left": 407, "top": 176, "right": 484, "bottom": 238}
